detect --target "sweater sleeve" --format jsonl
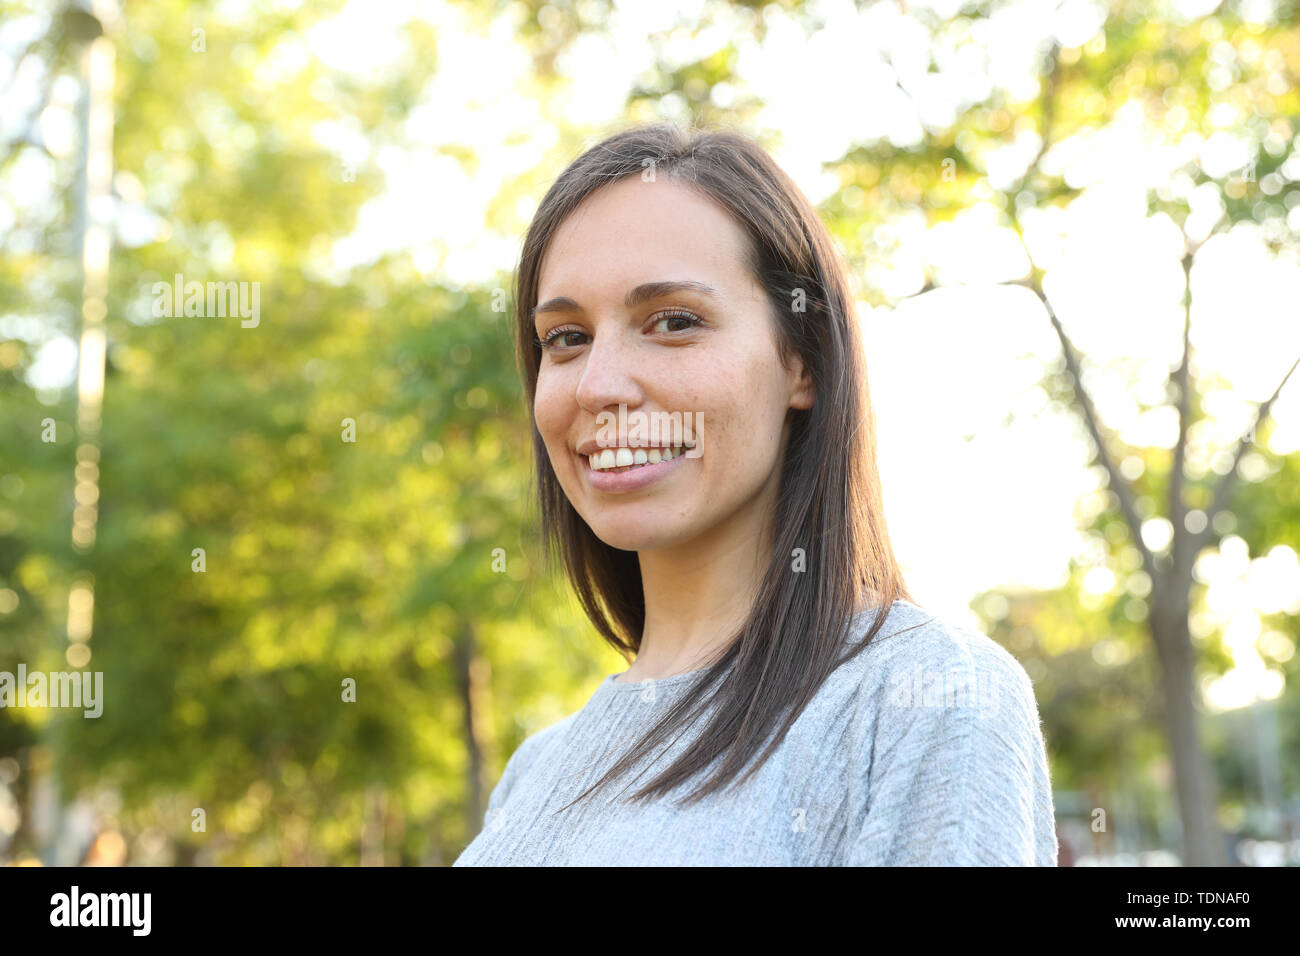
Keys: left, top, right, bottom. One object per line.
{"left": 847, "top": 633, "right": 1058, "bottom": 866}
{"left": 482, "top": 713, "right": 576, "bottom": 829}
{"left": 486, "top": 744, "right": 525, "bottom": 812}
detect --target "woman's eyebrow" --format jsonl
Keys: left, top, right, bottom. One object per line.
{"left": 531, "top": 280, "right": 720, "bottom": 322}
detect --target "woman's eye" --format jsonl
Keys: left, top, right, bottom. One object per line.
{"left": 539, "top": 328, "right": 587, "bottom": 350}
{"left": 538, "top": 311, "right": 701, "bottom": 353}
{"left": 651, "top": 310, "right": 702, "bottom": 333}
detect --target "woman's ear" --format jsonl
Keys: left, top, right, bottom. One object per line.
{"left": 789, "top": 356, "right": 815, "bottom": 411}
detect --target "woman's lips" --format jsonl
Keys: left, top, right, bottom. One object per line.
{"left": 581, "top": 448, "right": 690, "bottom": 492}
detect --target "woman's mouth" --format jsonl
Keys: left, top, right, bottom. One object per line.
{"left": 588, "top": 445, "right": 687, "bottom": 472}
{"left": 580, "top": 445, "right": 695, "bottom": 492}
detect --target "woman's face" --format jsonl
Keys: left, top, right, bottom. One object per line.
{"left": 532, "top": 175, "right": 813, "bottom": 553}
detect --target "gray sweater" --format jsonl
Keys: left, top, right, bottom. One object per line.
{"left": 453, "top": 599, "right": 1058, "bottom": 866}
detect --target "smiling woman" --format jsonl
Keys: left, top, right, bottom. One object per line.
{"left": 453, "top": 122, "right": 1058, "bottom": 866}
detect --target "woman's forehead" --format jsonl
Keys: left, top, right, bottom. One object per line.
{"left": 538, "top": 179, "right": 752, "bottom": 298}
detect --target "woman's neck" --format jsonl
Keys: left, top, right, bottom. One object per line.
{"left": 621, "top": 494, "right": 775, "bottom": 683}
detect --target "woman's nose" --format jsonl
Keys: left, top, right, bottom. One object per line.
{"left": 574, "top": 331, "right": 644, "bottom": 414}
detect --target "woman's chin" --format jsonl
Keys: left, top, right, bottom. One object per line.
{"left": 587, "top": 519, "right": 694, "bottom": 553}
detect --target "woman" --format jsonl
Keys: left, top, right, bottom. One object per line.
{"left": 454, "top": 123, "right": 1057, "bottom": 866}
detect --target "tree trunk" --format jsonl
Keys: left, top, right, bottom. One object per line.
{"left": 360, "top": 783, "right": 386, "bottom": 866}
{"left": 1149, "top": 580, "right": 1228, "bottom": 866}
{"left": 453, "top": 619, "right": 493, "bottom": 842}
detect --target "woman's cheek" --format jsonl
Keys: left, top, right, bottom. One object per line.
{"left": 533, "top": 376, "right": 565, "bottom": 443}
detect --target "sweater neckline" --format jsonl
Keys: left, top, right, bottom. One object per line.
{"left": 600, "top": 600, "right": 911, "bottom": 694}
{"left": 602, "top": 664, "right": 715, "bottom": 692}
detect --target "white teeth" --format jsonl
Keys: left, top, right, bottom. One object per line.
{"left": 587, "top": 447, "right": 688, "bottom": 470}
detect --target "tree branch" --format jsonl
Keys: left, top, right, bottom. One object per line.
{"left": 1193, "top": 352, "right": 1300, "bottom": 555}
{"left": 1011, "top": 275, "right": 1161, "bottom": 586}
{"left": 1007, "top": 40, "right": 1062, "bottom": 198}
{"left": 1169, "top": 249, "right": 1195, "bottom": 581}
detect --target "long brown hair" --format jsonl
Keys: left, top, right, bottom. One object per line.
{"left": 514, "top": 122, "right": 915, "bottom": 807}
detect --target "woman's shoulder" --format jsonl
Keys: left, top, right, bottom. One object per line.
{"left": 835, "top": 599, "right": 1058, "bottom": 865}
{"left": 846, "top": 597, "right": 1034, "bottom": 677}
{"left": 486, "top": 709, "right": 581, "bottom": 810}
{"left": 506, "top": 709, "right": 580, "bottom": 771}
{"left": 837, "top": 597, "right": 1042, "bottom": 718}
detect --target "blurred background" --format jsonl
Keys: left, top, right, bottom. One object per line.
{"left": 1, "top": 0, "right": 1298, "bottom": 866}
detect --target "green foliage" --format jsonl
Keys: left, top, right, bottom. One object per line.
{"left": 2, "top": 0, "right": 1297, "bottom": 864}
{"left": 0, "top": 0, "right": 614, "bottom": 864}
